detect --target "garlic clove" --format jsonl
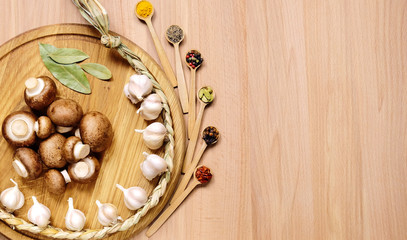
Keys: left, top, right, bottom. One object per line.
{"left": 123, "top": 83, "right": 140, "bottom": 104}
{"left": 135, "top": 122, "right": 167, "bottom": 150}
{"left": 128, "top": 74, "right": 153, "bottom": 100}
{"left": 96, "top": 200, "right": 121, "bottom": 226}
{"left": 140, "top": 152, "right": 167, "bottom": 181}
{"left": 116, "top": 184, "right": 147, "bottom": 210}
{"left": 0, "top": 179, "right": 25, "bottom": 212}
{"left": 27, "top": 196, "right": 51, "bottom": 228}
{"left": 137, "top": 94, "right": 163, "bottom": 121}
{"left": 65, "top": 197, "right": 86, "bottom": 231}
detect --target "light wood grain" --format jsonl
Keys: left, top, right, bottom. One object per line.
{"left": 173, "top": 43, "right": 189, "bottom": 113}
{"left": 0, "top": 24, "right": 185, "bottom": 240}
{"left": 1, "top": 0, "right": 407, "bottom": 240}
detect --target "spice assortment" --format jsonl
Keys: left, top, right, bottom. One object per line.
{"left": 186, "top": 50, "right": 204, "bottom": 70}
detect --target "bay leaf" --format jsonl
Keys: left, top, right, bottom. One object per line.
{"left": 49, "top": 48, "right": 89, "bottom": 64}
{"left": 81, "top": 63, "right": 112, "bottom": 80}
{"left": 39, "top": 43, "right": 91, "bottom": 94}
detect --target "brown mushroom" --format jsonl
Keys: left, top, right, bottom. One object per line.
{"left": 38, "top": 133, "right": 67, "bottom": 168}
{"left": 2, "top": 111, "right": 37, "bottom": 147}
{"left": 44, "top": 169, "right": 71, "bottom": 195}
{"left": 47, "top": 99, "right": 83, "bottom": 128}
{"left": 34, "top": 116, "right": 55, "bottom": 139}
{"left": 62, "top": 136, "right": 90, "bottom": 164}
{"left": 12, "top": 148, "right": 42, "bottom": 179}
{"left": 24, "top": 76, "right": 57, "bottom": 111}
{"left": 68, "top": 156, "right": 100, "bottom": 183}
{"left": 79, "top": 111, "right": 113, "bottom": 152}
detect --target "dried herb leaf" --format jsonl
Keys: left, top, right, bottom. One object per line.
{"left": 81, "top": 63, "right": 112, "bottom": 80}
{"left": 39, "top": 43, "right": 91, "bottom": 94}
{"left": 49, "top": 48, "right": 89, "bottom": 64}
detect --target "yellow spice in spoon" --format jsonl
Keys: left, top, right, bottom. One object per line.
{"left": 136, "top": 1, "right": 153, "bottom": 18}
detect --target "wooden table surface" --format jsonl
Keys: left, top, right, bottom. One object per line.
{"left": 0, "top": 0, "right": 407, "bottom": 239}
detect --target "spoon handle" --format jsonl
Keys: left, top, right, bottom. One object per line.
{"left": 146, "top": 181, "right": 200, "bottom": 237}
{"left": 188, "top": 69, "right": 196, "bottom": 138}
{"left": 182, "top": 102, "right": 206, "bottom": 173}
{"left": 145, "top": 19, "right": 177, "bottom": 87}
{"left": 174, "top": 43, "right": 189, "bottom": 113}
{"left": 172, "top": 143, "right": 207, "bottom": 204}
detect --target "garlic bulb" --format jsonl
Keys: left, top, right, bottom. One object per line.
{"left": 27, "top": 196, "right": 51, "bottom": 228}
{"left": 123, "top": 83, "right": 140, "bottom": 104}
{"left": 116, "top": 184, "right": 147, "bottom": 210}
{"left": 0, "top": 179, "right": 24, "bottom": 212}
{"left": 135, "top": 122, "right": 167, "bottom": 150}
{"left": 65, "top": 198, "right": 86, "bottom": 231}
{"left": 95, "top": 200, "right": 122, "bottom": 226}
{"left": 128, "top": 74, "right": 153, "bottom": 100}
{"left": 137, "top": 94, "right": 163, "bottom": 120}
{"left": 140, "top": 152, "right": 167, "bottom": 180}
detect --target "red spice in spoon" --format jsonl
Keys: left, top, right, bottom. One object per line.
{"left": 195, "top": 166, "right": 212, "bottom": 184}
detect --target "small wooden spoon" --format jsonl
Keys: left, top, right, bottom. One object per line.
{"left": 135, "top": 1, "right": 177, "bottom": 87}
{"left": 185, "top": 50, "right": 204, "bottom": 138}
{"left": 181, "top": 86, "right": 215, "bottom": 173}
{"left": 146, "top": 166, "right": 212, "bottom": 237}
{"left": 172, "top": 126, "right": 219, "bottom": 204}
{"left": 166, "top": 25, "right": 188, "bottom": 113}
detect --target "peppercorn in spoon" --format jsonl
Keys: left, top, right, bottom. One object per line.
{"left": 146, "top": 165, "right": 213, "bottom": 237}
{"left": 135, "top": 1, "right": 177, "bottom": 87}
{"left": 182, "top": 86, "right": 215, "bottom": 173}
{"left": 166, "top": 25, "right": 189, "bottom": 113}
{"left": 185, "top": 50, "right": 204, "bottom": 138}
{"left": 172, "top": 126, "right": 219, "bottom": 203}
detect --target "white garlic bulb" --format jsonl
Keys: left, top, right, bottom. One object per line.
{"left": 123, "top": 83, "right": 140, "bottom": 104}
{"left": 128, "top": 74, "right": 153, "bottom": 100}
{"left": 116, "top": 184, "right": 147, "bottom": 211}
{"left": 65, "top": 197, "right": 86, "bottom": 231}
{"left": 137, "top": 94, "right": 163, "bottom": 120}
{"left": 135, "top": 122, "right": 167, "bottom": 150}
{"left": 0, "top": 179, "right": 24, "bottom": 212}
{"left": 95, "top": 200, "right": 122, "bottom": 226}
{"left": 27, "top": 196, "right": 51, "bottom": 228}
{"left": 140, "top": 152, "right": 167, "bottom": 181}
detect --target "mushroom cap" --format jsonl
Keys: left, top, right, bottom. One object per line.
{"left": 2, "top": 111, "right": 37, "bottom": 147}
{"left": 24, "top": 76, "right": 57, "bottom": 111}
{"left": 79, "top": 111, "right": 113, "bottom": 152}
{"left": 68, "top": 156, "right": 100, "bottom": 183}
{"left": 35, "top": 116, "right": 55, "bottom": 139}
{"left": 38, "top": 133, "right": 67, "bottom": 168}
{"left": 47, "top": 99, "right": 83, "bottom": 127}
{"left": 13, "top": 148, "right": 42, "bottom": 179}
{"left": 62, "top": 136, "right": 89, "bottom": 164}
{"left": 44, "top": 169, "right": 66, "bottom": 195}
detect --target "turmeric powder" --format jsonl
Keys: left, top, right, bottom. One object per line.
{"left": 136, "top": 1, "right": 153, "bottom": 18}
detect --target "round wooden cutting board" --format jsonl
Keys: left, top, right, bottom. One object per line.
{"left": 0, "top": 24, "right": 185, "bottom": 240}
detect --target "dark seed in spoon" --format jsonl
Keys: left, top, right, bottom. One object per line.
{"left": 202, "top": 126, "right": 219, "bottom": 145}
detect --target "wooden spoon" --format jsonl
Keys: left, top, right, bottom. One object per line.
{"left": 185, "top": 50, "right": 204, "bottom": 138}
{"left": 146, "top": 166, "right": 212, "bottom": 237}
{"left": 172, "top": 126, "right": 219, "bottom": 204}
{"left": 181, "top": 86, "right": 215, "bottom": 173}
{"left": 135, "top": 1, "right": 177, "bottom": 87}
{"left": 166, "top": 25, "right": 188, "bottom": 113}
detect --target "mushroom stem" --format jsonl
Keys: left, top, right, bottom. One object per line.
{"left": 134, "top": 129, "right": 144, "bottom": 133}
{"left": 33, "top": 121, "right": 39, "bottom": 133}
{"left": 116, "top": 184, "right": 126, "bottom": 193}
{"left": 56, "top": 126, "right": 73, "bottom": 134}
{"left": 74, "top": 128, "right": 81, "bottom": 139}
{"left": 25, "top": 78, "right": 45, "bottom": 96}
{"left": 11, "top": 120, "right": 28, "bottom": 137}
{"left": 73, "top": 142, "right": 90, "bottom": 160}
{"left": 12, "top": 160, "right": 28, "bottom": 178}
{"left": 61, "top": 170, "right": 72, "bottom": 184}
{"left": 74, "top": 162, "right": 90, "bottom": 178}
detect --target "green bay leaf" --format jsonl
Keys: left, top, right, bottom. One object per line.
{"left": 49, "top": 48, "right": 89, "bottom": 64}
{"left": 81, "top": 63, "right": 112, "bottom": 80}
{"left": 39, "top": 43, "right": 91, "bottom": 94}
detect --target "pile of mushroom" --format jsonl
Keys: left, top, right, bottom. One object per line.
{"left": 1, "top": 76, "right": 113, "bottom": 198}
{"left": 124, "top": 74, "right": 168, "bottom": 181}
